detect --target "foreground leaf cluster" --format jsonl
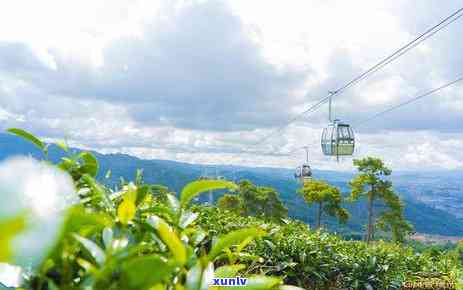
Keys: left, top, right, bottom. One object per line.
{"left": 1, "top": 129, "right": 295, "bottom": 290}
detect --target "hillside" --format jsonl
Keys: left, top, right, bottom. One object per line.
{"left": 1, "top": 133, "right": 462, "bottom": 236}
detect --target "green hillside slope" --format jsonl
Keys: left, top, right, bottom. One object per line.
{"left": 1, "top": 133, "right": 462, "bottom": 236}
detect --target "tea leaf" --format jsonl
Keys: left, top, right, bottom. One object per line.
{"left": 118, "top": 197, "right": 136, "bottom": 225}
{"left": 209, "top": 228, "right": 265, "bottom": 261}
{"left": 180, "top": 180, "right": 237, "bottom": 207}
{"left": 228, "top": 276, "right": 281, "bottom": 290}
{"left": 214, "top": 264, "right": 246, "bottom": 278}
{"left": 147, "top": 215, "right": 187, "bottom": 265}
{"left": 74, "top": 234, "right": 106, "bottom": 266}
{"left": 7, "top": 128, "right": 45, "bottom": 151}
{"left": 122, "top": 255, "right": 174, "bottom": 289}
{"left": 0, "top": 214, "right": 27, "bottom": 262}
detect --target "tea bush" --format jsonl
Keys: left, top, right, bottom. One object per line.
{"left": 195, "top": 206, "right": 463, "bottom": 289}
{"left": 1, "top": 129, "right": 462, "bottom": 290}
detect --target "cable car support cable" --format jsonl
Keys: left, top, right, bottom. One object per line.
{"left": 355, "top": 75, "right": 463, "bottom": 127}
{"left": 246, "top": 6, "right": 463, "bottom": 150}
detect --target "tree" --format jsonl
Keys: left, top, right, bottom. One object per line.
{"left": 218, "top": 180, "right": 288, "bottom": 220}
{"left": 377, "top": 209, "right": 414, "bottom": 243}
{"left": 298, "top": 180, "right": 349, "bottom": 229}
{"left": 217, "top": 194, "right": 243, "bottom": 214}
{"left": 375, "top": 187, "right": 414, "bottom": 242}
{"left": 238, "top": 180, "right": 288, "bottom": 220}
{"left": 350, "top": 157, "right": 413, "bottom": 243}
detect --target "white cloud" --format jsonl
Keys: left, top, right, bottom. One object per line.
{"left": 0, "top": 0, "right": 463, "bottom": 171}
{"left": 0, "top": 107, "right": 24, "bottom": 122}
{"left": 0, "top": 0, "right": 160, "bottom": 68}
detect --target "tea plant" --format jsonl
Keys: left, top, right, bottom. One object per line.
{"left": 0, "top": 129, "right": 299, "bottom": 290}
{"left": 195, "top": 206, "right": 463, "bottom": 289}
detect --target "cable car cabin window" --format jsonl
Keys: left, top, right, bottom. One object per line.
{"left": 337, "top": 125, "right": 354, "bottom": 155}
{"left": 348, "top": 127, "right": 354, "bottom": 139}
{"left": 321, "top": 128, "right": 332, "bottom": 155}
{"left": 330, "top": 125, "right": 335, "bottom": 143}
{"left": 338, "top": 125, "right": 349, "bottom": 140}
{"left": 302, "top": 165, "right": 311, "bottom": 176}
{"left": 321, "top": 123, "right": 355, "bottom": 156}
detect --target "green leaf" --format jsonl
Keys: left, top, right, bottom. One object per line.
{"left": 278, "top": 286, "right": 306, "bottom": 290}
{"left": 135, "top": 168, "right": 144, "bottom": 185}
{"left": 179, "top": 210, "right": 198, "bottom": 229}
{"left": 102, "top": 227, "right": 113, "bottom": 250}
{"left": 76, "top": 257, "right": 98, "bottom": 273}
{"left": 56, "top": 140, "right": 69, "bottom": 152}
{"left": 147, "top": 215, "right": 187, "bottom": 265}
{"left": 186, "top": 261, "right": 202, "bottom": 290}
{"left": 214, "top": 264, "right": 246, "bottom": 278}
{"left": 118, "top": 185, "right": 137, "bottom": 225}
{"left": 236, "top": 236, "right": 254, "bottom": 255}
{"left": 135, "top": 185, "right": 151, "bottom": 205}
{"left": 186, "top": 261, "right": 214, "bottom": 290}
{"left": 47, "top": 206, "right": 112, "bottom": 263}
{"left": 0, "top": 214, "right": 27, "bottom": 262}
{"left": 190, "top": 229, "right": 207, "bottom": 246}
{"left": 7, "top": 128, "right": 45, "bottom": 151}
{"left": 105, "top": 170, "right": 112, "bottom": 179}
{"left": 201, "top": 261, "right": 214, "bottom": 290}
{"left": 122, "top": 255, "right": 174, "bottom": 289}
{"left": 208, "top": 228, "right": 265, "bottom": 261}
{"left": 150, "top": 284, "right": 167, "bottom": 290}
{"left": 166, "top": 194, "right": 180, "bottom": 215}
{"left": 228, "top": 276, "right": 281, "bottom": 290}
{"left": 82, "top": 174, "right": 107, "bottom": 202}
{"left": 47, "top": 281, "right": 60, "bottom": 290}
{"left": 73, "top": 234, "right": 106, "bottom": 266}
{"left": 61, "top": 205, "right": 112, "bottom": 234}
{"left": 78, "top": 152, "right": 99, "bottom": 177}
{"left": 118, "top": 196, "right": 136, "bottom": 225}
{"left": 58, "top": 157, "right": 77, "bottom": 172}
{"left": 180, "top": 180, "right": 237, "bottom": 207}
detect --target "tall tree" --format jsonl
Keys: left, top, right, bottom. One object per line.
{"left": 217, "top": 180, "right": 288, "bottom": 220}
{"left": 298, "top": 180, "right": 349, "bottom": 229}
{"left": 350, "top": 157, "right": 412, "bottom": 243}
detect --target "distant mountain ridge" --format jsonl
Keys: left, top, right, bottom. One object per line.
{"left": 1, "top": 133, "right": 462, "bottom": 236}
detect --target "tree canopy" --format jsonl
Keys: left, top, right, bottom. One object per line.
{"left": 350, "top": 157, "right": 413, "bottom": 243}
{"left": 217, "top": 179, "right": 288, "bottom": 220}
{"left": 298, "top": 179, "right": 349, "bottom": 229}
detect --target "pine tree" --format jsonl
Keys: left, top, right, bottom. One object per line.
{"left": 350, "top": 157, "right": 413, "bottom": 243}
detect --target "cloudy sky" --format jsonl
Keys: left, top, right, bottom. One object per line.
{"left": 1, "top": 0, "right": 463, "bottom": 171}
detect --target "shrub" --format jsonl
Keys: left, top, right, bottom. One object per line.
{"left": 195, "top": 206, "right": 462, "bottom": 289}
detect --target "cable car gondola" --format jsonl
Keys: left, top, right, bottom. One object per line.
{"left": 321, "top": 93, "right": 355, "bottom": 160}
{"left": 294, "top": 147, "right": 312, "bottom": 184}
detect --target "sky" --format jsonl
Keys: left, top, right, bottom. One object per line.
{"left": 0, "top": 0, "right": 463, "bottom": 171}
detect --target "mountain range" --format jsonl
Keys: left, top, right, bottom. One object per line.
{"left": 1, "top": 133, "right": 462, "bottom": 237}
